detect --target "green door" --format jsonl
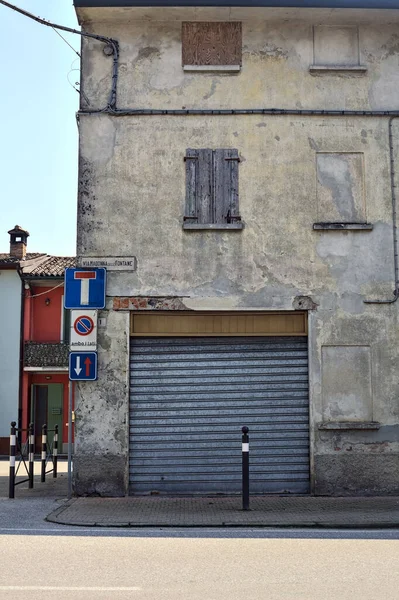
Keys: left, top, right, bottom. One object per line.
{"left": 47, "top": 384, "right": 63, "bottom": 452}
{"left": 32, "top": 385, "right": 48, "bottom": 451}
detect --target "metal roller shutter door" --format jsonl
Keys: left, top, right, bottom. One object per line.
{"left": 129, "top": 337, "right": 310, "bottom": 495}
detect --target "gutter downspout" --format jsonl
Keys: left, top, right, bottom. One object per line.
{"left": 17, "top": 267, "right": 25, "bottom": 439}
{"left": 364, "top": 117, "right": 399, "bottom": 304}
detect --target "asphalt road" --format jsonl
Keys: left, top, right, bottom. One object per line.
{"left": 1, "top": 463, "right": 399, "bottom": 600}
{"left": 1, "top": 529, "right": 399, "bottom": 600}
{"left": 1, "top": 497, "right": 399, "bottom": 600}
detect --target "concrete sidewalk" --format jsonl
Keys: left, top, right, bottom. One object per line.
{"left": 0, "top": 458, "right": 68, "bottom": 499}
{"left": 47, "top": 495, "right": 399, "bottom": 528}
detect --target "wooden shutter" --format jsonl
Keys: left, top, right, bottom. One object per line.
{"left": 198, "top": 149, "right": 214, "bottom": 224}
{"left": 214, "top": 149, "right": 240, "bottom": 224}
{"left": 184, "top": 149, "right": 199, "bottom": 223}
{"left": 185, "top": 148, "right": 213, "bottom": 224}
{"left": 185, "top": 149, "right": 240, "bottom": 225}
{"left": 182, "top": 22, "right": 242, "bottom": 66}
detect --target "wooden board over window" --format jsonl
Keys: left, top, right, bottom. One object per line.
{"left": 130, "top": 312, "right": 307, "bottom": 337}
{"left": 182, "top": 22, "right": 242, "bottom": 67}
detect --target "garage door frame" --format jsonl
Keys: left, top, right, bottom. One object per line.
{"left": 129, "top": 312, "right": 310, "bottom": 496}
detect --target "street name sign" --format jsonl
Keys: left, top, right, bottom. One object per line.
{"left": 64, "top": 268, "right": 106, "bottom": 309}
{"left": 69, "top": 352, "right": 98, "bottom": 381}
{"left": 79, "top": 257, "right": 137, "bottom": 271}
{"left": 70, "top": 310, "right": 97, "bottom": 352}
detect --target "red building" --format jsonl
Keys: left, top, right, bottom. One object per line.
{"left": 1, "top": 226, "right": 75, "bottom": 453}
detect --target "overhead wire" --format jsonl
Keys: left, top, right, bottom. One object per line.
{"left": 51, "top": 26, "right": 80, "bottom": 58}
{"left": 25, "top": 281, "right": 65, "bottom": 298}
{"left": 67, "top": 56, "right": 83, "bottom": 98}
{"left": 0, "top": 0, "right": 119, "bottom": 108}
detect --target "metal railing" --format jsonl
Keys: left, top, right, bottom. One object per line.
{"left": 9, "top": 421, "right": 59, "bottom": 499}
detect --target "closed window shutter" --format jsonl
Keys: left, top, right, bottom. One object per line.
{"left": 185, "top": 149, "right": 199, "bottom": 222}
{"left": 214, "top": 149, "right": 240, "bottom": 224}
{"left": 198, "top": 149, "right": 214, "bottom": 224}
{"left": 185, "top": 148, "right": 240, "bottom": 225}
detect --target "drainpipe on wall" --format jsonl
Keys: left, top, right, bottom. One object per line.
{"left": 17, "top": 269, "right": 25, "bottom": 439}
{"left": 22, "top": 281, "right": 33, "bottom": 434}
{"left": 364, "top": 116, "right": 399, "bottom": 304}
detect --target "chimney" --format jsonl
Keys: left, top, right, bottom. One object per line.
{"left": 8, "top": 225, "right": 29, "bottom": 260}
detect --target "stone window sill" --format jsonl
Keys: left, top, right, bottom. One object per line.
{"left": 318, "top": 421, "right": 381, "bottom": 431}
{"left": 183, "top": 223, "right": 244, "bottom": 230}
{"left": 183, "top": 65, "right": 241, "bottom": 72}
{"left": 313, "top": 223, "right": 373, "bottom": 231}
{"left": 309, "top": 65, "right": 367, "bottom": 75}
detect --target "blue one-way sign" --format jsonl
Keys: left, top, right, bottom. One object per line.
{"left": 64, "top": 268, "right": 106, "bottom": 309}
{"left": 69, "top": 352, "right": 98, "bottom": 381}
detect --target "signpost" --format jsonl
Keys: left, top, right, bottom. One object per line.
{"left": 69, "top": 352, "right": 98, "bottom": 381}
{"left": 64, "top": 268, "right": 106, "bottom": 309}
{"left": 64, "top": 267, "right": 105, "bottom": 498}
{"left": 70, "top": 310, "right": 97, "bottom": 351}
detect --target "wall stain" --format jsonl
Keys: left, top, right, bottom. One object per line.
{"left": 203, "top": 79, "right": 220, "bottom": 100}
{"left": 135, "top": 46, "right": 161, "bottom": 62}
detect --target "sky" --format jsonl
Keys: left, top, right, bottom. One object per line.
{"left": 0, "top": 1, "right": 80, "bottom": 256}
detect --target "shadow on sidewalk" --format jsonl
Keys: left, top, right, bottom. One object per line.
{"left": 0, "top": 459, "right": 68, "bottom": 499}
{"left": 46, "top": 495, "right": 399, "bottom": 529}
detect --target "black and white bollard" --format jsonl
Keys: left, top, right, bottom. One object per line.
{"left": 53, "top": 425, "right": 58, "bottom": 479}
{"left": 9, "top": 422, "right": 16, "bottom": 499}
{"left": 41, "top": 424, "right": 47, "bottom": 483}
{"left": 28, "top": 422, "right": 34, "bottom": 489}
{"left": 242, "top": 426, "right": 250, "bottom": 511}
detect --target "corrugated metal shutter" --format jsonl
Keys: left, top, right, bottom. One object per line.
{"left": 129, "top": 337, "right": 310, "bottom": 495}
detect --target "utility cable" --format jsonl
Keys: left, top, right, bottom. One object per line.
{"left": 0, "top": 0, "right": 119, "bottom": 108}
{"left": 25, "top": 281, "right": 65, "bottom": 298}
{"left": 51, "top": 26, "right": 80, "bottom": 58}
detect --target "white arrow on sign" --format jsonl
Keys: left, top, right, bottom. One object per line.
{"left": 74, "top": 356, "right": 82, "bottom": 376}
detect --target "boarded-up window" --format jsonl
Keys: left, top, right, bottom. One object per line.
{"left": 321, "top": 346, "right": 373, "bottom": 421}
{"left": 313, "top": 26, "right": 360, "bottom": 66}
{"left": 182, "top": 22, "right": 242, "bottom": 67}
{"left": 316, "top": 153, "right": 366, "bottom": 223}
{"left": 184, "top": 149, "right": 241, "bottom": 228}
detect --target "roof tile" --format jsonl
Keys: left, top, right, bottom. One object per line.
{"left": 24, "top": 256, "right": 76, "bottom": 277}
{"left": 0, "top": 253, "right": 76, "bottom": 276}
{"left": 0, "top": 252, "right": 45, "bottom": 265}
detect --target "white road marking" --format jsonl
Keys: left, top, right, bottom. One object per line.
{"left": 0, "top": 586, "right": 141, "bottom": 591}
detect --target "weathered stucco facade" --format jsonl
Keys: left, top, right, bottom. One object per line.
{"left": 74, "top": 2, "right": 399, "bottom": 496}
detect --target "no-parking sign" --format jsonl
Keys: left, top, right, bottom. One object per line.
{"left": 70, "top": 310, "right": 97, "bottom": 351}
